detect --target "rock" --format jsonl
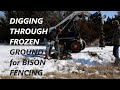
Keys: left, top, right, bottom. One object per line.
{"left": 51, "top": 52, "right": 72, "bottom": 60}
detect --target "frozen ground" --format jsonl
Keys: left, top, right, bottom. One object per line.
{"left": 0, "top": 45, "right": 119, "bottom": 78}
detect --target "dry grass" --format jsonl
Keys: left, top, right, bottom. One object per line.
{"left": 0, "top": 75, "right": 39, "bottom": 79}
{"left": 1, "top": 64, "right": 120, "bottom": 79}
{"left": 43, "top": 64, "right": 120, "bottom": 79}
{"left": 0, "top": 75, "right": 19, "bottom": 79}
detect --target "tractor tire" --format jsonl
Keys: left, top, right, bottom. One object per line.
{"left": 81, "top": 40, "right": 86, "bottom": 50}
{"left": 70, "top": 41, "right": 81, "bottom": 53}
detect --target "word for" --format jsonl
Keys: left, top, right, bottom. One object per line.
{"left": 10, "top": 28, "right": 48, "bottom": 35}
{"left": 10, "top": 39, "right": 40, "bottom": 45}
{"left": 10, "top": 69, "right": 43, "bottom": 76}
{"left": 10, "top": 49, "right": 43, "bottom": 55}
{"left": 9, "top": 59, "right": 46, "bottom": 67}
{"left": 10, "top": 18, "right": 43, "bottom": 24}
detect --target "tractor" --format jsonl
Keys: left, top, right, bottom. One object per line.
{"left": 49, "top": 11, "right": 91, "bottom": 53}
{"left": 49, "top": 11, "right": 106, "bottom": 59}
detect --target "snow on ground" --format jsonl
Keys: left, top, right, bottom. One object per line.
{"left": 0, "top": 45, "right": 119, "bottom": 78}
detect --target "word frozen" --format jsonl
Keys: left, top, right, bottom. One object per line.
{"left": 10, "top": 28, "right": 48, "bottom": 34}
{"left": 10, "top": 39, "right": 40, "bottom": 45}
{"left": 10, "top": 18, "right": 43, "bottom": 24}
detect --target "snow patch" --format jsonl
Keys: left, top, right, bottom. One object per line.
{"left": 0, "top": 45, "right": 119, "bottom": 78}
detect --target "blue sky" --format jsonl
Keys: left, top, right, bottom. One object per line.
{"left": 0, "top": 11, "right": 118, "bottom": 19}
{"left": 0, "top": 11, "right": 4, "bottom": 16}
{"left": 89, "top": 11, "right": 117, "bottom": 18}
{"left": 89, "top": 11, "right": 117, "bottom": 21}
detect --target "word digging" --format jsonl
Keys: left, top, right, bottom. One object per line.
{"left": 10, "top": 18, "right": 43, "bottom": 24}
